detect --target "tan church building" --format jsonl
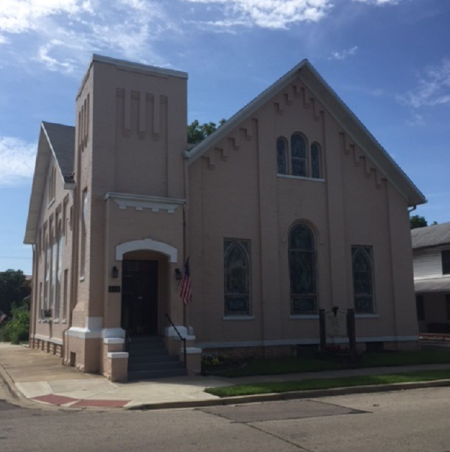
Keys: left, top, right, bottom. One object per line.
{"left": 24, "top": 55, "right": 426, "bottom": 381}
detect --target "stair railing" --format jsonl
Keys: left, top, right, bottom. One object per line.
{"left": 124, "top": 330, "right": 131, "bottom": 352}
{"left": 164, "top": 313, "right": 187, "bottom": 368}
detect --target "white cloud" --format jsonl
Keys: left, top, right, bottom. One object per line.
{"left": 0, "top": 136, "right": 36, "bottom": 186}
{"left": 183, "top": 0, "right": 333, "bottom": 29}
{"left": 0, "top": 0, "right": 93, "bottom": 34}
{"left": 0, "top": 0, "right": 176, "bottom": 71}
{"left": 406, "top": 113, "right": 424, "bottom": 127}
{"left": 352, "top": 0, "right": 400, "bottom": 4}
{"left": 330, "top": 45, "right": 358, "bottom": 60}
{"left": 399, "top": 59, "right": 450, "bottom": 108}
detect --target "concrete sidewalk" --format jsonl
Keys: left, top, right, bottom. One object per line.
{"left": 1, "top": 342, "right": 450, "bottom": 410}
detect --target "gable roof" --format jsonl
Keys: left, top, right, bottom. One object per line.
{"left": 185, "top": 59, "right": 426, "bottom": 208}
{"left": 411, "top": 222, "right": 450, "bottom": 250}
{"left": 41, "top": 121, "right": 75, "bottom": 183}
{"left": 24, "top": 122, "right": 75, "bottom": 244}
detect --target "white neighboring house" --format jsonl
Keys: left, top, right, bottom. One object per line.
{"left": 412, "top": 222, "right": 450, "bottom": 333}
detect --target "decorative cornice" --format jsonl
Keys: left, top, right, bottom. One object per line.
{"left": 105, "top": 192, "right": 185, "bottom": 213}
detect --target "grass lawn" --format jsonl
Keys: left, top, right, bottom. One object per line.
{"left": 213, "top": 349, "right": 450, "bottom": 378}
{"left": 205, "top": 369, "right": 450, "bottom": 398}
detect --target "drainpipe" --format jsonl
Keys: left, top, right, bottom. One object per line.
{"left": 182, "top": 154, "right": 189, "bottom": 328}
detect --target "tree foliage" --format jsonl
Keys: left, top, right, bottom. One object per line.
{"left": 410, "top": 215, "right": 428, "bottom": 229}
{"left": 0, "top": 269, "right": 31, "bottom": 316}
{"left": 409, "top": 215, "right": 438, "bottom": 229}
{"left": 187, "top": 119, "right": 226, "bottom": 144}
{"left": 0, "top": 304, "right": 30, "bottom": 344}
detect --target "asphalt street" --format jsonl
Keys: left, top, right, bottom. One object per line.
{"left": 1, "top": 386, "right": 450, "bottom": 452}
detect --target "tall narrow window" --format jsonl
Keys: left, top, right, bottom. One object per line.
{"left": 39, "top": 282, "right": 43, "bottom": 319}
{"left": 80, "top": 189, "right": 88, "bottom": 278}
{"left": 44, "top": 233, "right": 49, "bottom": 314}
{"left": 276, "top": 137, "right": 288, "bottom": 175}
{"left": 63, "top": 269, "right": 69, "bottom": 322}
{"left": 54, "top": 227, "right": 62, "bottom": 320}
{"left": 352, "top": 246, "right": 375, "bottom": 314}
{"left": 224, "top": 239, "right": 251, "bottom": 316}
{"left": 291, "top": 134, "right": 307, "bottom": 177}
{"left": 50, "top": 237, "right": 56, "bottom": 313}
{"left": 310, "top": 143, "right": 321, "bottom": 179}
{"left": 289, "top": 224, "right": 317, "bottom": 314}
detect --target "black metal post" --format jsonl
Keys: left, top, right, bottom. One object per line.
{"left": 319, "top": 309, "right": 326, "bottom": 352}
{"left": 347, "top": 308, "right": 357, "bottom": 366}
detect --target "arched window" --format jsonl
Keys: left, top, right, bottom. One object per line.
{"left": 289, "top": 224, "right": 317, "bottom": 314}
{"left": 224, "top": 239, "right": 251, "bottom": 316}
{"left": 311, "top": 142, "right": 321, "bottom": 179}
{"left": 291, "top": 134, "right": 307, "bottom": 177}
{"left": 276, "top": 137, "right": 288, "bottom": 175}
{"left": 352, "top": 246, "right": 375, "bottom": 313}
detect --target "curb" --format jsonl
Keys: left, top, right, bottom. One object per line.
{"left": 0, "top": 359, "right": 38, "bottom": 409}
{"left": 125, "top": 378, "right": 450, "bottom": 410}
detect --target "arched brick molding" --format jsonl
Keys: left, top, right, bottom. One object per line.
{"left": 115, "top": 239, "right": 178, "bottom": 263}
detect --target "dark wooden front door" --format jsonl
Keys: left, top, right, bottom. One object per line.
{"left": 121, "top": 260, "right": 158, "bottom": 336}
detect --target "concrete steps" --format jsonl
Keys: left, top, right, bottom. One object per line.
{"left": 127, "top": 336, "right": 187, "bottom": 381}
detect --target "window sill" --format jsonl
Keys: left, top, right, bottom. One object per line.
{"left": 355, "top": 314, "right": 379, "bottom": 319}
{"left": 222, "top": 316, "right": 254, "bottom": 321}
{"left": 47, "top": 198, "right": 56, "bottom": 209}
{"left": 277, "top": 174, "right": 325, "bottom": 183}
{"left": 290, "top": 314, "right": 319, "bottom": 319}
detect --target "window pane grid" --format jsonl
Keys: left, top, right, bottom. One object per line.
{"left": 289, "top": 225, "right": 317, "bottom": 315}
{"left": 224, "top": 239, "right": 251, "bottom": 316}
{"left": 352, "top": 246, "right": 375, "bottom": 314}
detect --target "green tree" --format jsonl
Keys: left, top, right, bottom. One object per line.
{"left": 0, "top": 304, "right": 30, "bottom": 344}
{"left": 0, "top": 269, "right": 31, "bottom": 317}
{"left": 410, "top": 215, "right": 428, "bottom": 229}
{"left": 187, "top": 119, "right": 226, "bottom": 144}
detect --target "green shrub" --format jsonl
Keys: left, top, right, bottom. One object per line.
{"left": 0, "top": 304, "right": 30, "bottom": 344}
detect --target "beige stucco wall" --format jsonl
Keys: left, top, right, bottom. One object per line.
{"left": 64, "top": 57, "right": 188, "bottom": 374}
{"left": 28, "top": 57, "right": 420, "bottom": 378}
{"left": 186, "top": 78, "right": 418, "bottom": 349}
{"left": 30, "top": 146, "right": 75, "bottom": 352}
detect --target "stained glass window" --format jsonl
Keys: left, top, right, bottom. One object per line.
{"left": 276, "top": 137, "right": 288, "bottom": 175}
{"left": 224, "top": 239, "right": 251, "bottom": 316}
{"left": 291, "top": 134, "right": 307, "bottom": 177}
{"left": 352, "top": 246, "right": 375, "bottom": 314}
{"left": 311, "top": 143, "right": 321, "bottom": 179}
{"left": 289, "top": 225, "right": 317, "bottom": 314}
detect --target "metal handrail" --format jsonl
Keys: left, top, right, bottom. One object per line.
{"left": 165, "top": 313, "right": 187, "bottom": 368}
{"left": 124, "top": 330, "right": 131, "bottom": 352}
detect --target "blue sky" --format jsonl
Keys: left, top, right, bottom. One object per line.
{"left": 0, "top": 0, "right": 449, "bottom": 274}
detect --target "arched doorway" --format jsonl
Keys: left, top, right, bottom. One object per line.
{"left": 121, "top": 259, "right": 158, "bottom": 336}
{"left": 116, "top": 239, "right": 178, "bottom": 338}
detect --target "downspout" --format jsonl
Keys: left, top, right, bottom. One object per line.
{"left": 182, "top": 153, "right": 189, "bottom": 328}
{"left": 30, "top": 245, "right": 37, "bottom": 346}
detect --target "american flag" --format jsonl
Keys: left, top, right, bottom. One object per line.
{"left": 180, "top": 257, "right": 192, "bottom": 304}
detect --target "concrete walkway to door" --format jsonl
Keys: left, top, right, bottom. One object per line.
{"left": 1, "top": 342, "right": 450, "bottom": 410}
